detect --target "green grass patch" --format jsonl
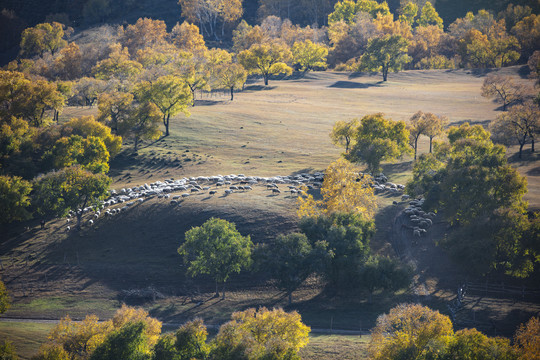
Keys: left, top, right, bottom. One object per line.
{"left": 0, "top": 321, "right": 55, "bottom": 359}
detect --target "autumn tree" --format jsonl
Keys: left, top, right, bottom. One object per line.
{"left": 359, "top": 35, "right": 411, "bottom": 81}
{"left": 238, "top": 42, "right": 293, "bottom": 86}
{"left": 118, "top": 18, "right": 168, "bottom": 54}
{"left": 0, "top": 341, "right": 17, "bottom": 360}
{"left": 368, "top": 304, "right": 454, "bottom": 360}
{"left": 53, "top": 43, "right": 83, "bottom": 80}
{"left": 32, "top": 166, "right": 111, "bottom": 229}
{"left": 20, "top": 22, "right": 68, "bottom": 57}
{"left": 0, "top": 175, "right": 32, "bottom": 223}
{"left": 291, "top": 40, "right": 328, "bottom": 71}
{"left": 97, "top": 91, "right": 134, "bottom": 134}
{"left": 232, "top": 20, "right": 267, "bottom": 53}
{"left": 328, "top": 0, "right": 390, "bottom": 24}
{"left": 210, "top": 307, "right": 310, "bottom": 360}
{"left": 178, "top": 218, "right": 252, "bottom": 299}
{"left": 71, "top": 77, "right": 108, "bottom": 107}
{"left": 178, "top": 0, "right": 243, "bottom": 40}
{"left": 512, "top": 14, "right": 540, "bottom": 59}
{"left": 482, "top": 74, "right": 523, "bottom": 111}
{"left": 170, "top": 21, "right": 207, "bottom": 53}
{"left": 175, "top": 51, "right": 211, "bottom": 106}
{"left": 213, "top": 62, "right": 247, "bottom": 101}
{"left": 92, "top": 44, "right": 143, "bottom": 81}
{"left": 0, "top": 278, "right": 10, "bottom": 314}
{"left": 408, "top": 110, "right": 446, "bottom": 158}
{"left": 135, "top": 75, "right": 192, "bottom": 136}
{"left": 330, "top": 118, "right": 360, "bottom": 154}
{"left": 121, "top": 102, "right": 162, "bottom": 151}
{"left": 347, "top": 113, "right": 411, "bottom": 173}
{"left": 398, "top": 2, "right": 418, "bottom": 26}
{"left": 528, "top": 51, "right": 540, "bottom": 86}
{"left": 63, "top": 115, "right": 122, "bottom": 158}
{"left": 514, "top": 316, "right": 540, "bottom": 360}
{"left": 445, "top": 328, "right": 515, "bottom": 359}
{"left": 490, "top": 103, "right": 540, "bottom": 158}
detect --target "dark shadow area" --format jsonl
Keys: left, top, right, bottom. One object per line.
{"left": 193, "top": 99, "right": 224, "bottom": 106}
{"left": 507, "top": 148, "right": 539, "bottom": 164}
{"left": 243, "top": 85, "right": 277, "bottom": 92}
{"left": 289, "top": 168, "right": 317, "bottom": 176}
{"left": 328, "top": 81, "right": 381, "bottom": 89}
{"left": 517, "top": 65, "right": 531, "bottom": 79}
{"left": 380, "top": 160, "right": 413, "bottom": 176}
{"left": 468, "top": 68, "right": 496, "bottom": 77}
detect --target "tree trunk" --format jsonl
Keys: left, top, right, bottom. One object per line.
{"left": 383, "top": 69, "right": 388, "bottom": 82}
{"left": 76, "top": 212, "right": 82, "bottom": 230}
{"left": 414, "top": 137, "right": 418, "bottom": 160}
{"left": 519, "top": 142, "right": 524, "bottom": 159}
{"left": 230, "top": 87, "right": 234, "bottom": 101}
{"left": 429, "top": 136, "right": 434, "bottom": 153}
{"left": 164, "top": 114, "right": 170, "bottom": 136}
{"left": 221, "top": 283, "right": 226, "bottom": 300}
{"left": 215, "top": 281, "right": 220, "bottom": 298}
{"left": 264, "top": 74, "right": 269, "bottom": 86}
{"left": 532, "top": 137, "right": 535, "bottom": 153}
{"left": 134, "top": 136, "right": 139, "bottom": 151}
{"left": 288, "top": 292, "right": 292, "bottom": 306}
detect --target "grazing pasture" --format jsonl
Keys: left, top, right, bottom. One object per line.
{"left": 1, "top": 67, "right": 539, "bottom": 357}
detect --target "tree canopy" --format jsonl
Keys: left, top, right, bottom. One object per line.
{"left": 178, "top": 217, "right": 253, "bottom": 299}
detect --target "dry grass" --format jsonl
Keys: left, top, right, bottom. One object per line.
{"left": 0, "top": 321, "right": 55, "bottom": 360}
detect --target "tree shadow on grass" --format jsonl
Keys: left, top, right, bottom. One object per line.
{"left": 194, "top": 100, "right": 224, "bottom": 106}
{"left": 243, "top": 85, "right": 277, "bottom": 92}
{"left": 450, "top": 119, "right": 491, "bottom": 127}
{"left": 380, "top": 161, "right": 413, "bottom": 177}
{"left": 328, "top": 81, "right": 382, "bottom": 89}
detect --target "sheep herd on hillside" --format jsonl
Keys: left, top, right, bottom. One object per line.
{"left": 64, "top": 172, "right": 433, "bottom": 241}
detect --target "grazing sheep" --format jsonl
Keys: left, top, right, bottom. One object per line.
{"left": 66, "top": 226, "right": 71, "bottom": 231}
{"left": 244, "top": 186, "right": 252, "bottom": 190}
{"left": 170, "top": 200, "right": 178, "bottom": 205}
{"left": 225, "top": 189, "right": 233, "bottom": 195}
{"left": 191, "top": 188, "right": 200, "bottom": 193}
{"left": 88, "top": 220, "right": 94, "bottom": 226}
{"left": 209, "top": 190, "right": 217, "bottom": 195}
{"left": 272, "top": 188, "right": 281, "bottom": 194}
{"left": 402, "top": 194, "right": 410, "bottom": 201}
{"left": 181, "top": 193, "right": 190, "bottom": 198}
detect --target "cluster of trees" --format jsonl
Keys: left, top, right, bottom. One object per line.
{"left": 483, "top": 70, "right": 540, "bottom": 159}
{"left": 368, "top": 303, "right": 540, "bottom": 360}
{"left": 0, "top": 305, "right": 310, "bottom": 360}
{"left": 330, "top": 114, "right": 412, "bottom": 173}
{"left": 407, "top": 122, "right": 539, "bottom": 277}
{"left": 178, "top": 158, "right": 411, "bottom": 306}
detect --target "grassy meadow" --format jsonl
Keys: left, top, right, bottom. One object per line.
{"left": 1, "top": 67, "right": 539, "bottom": 357}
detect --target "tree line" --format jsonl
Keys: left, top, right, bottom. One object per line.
{"left": 1, "top": 302, "right": 538, "bottom": 359}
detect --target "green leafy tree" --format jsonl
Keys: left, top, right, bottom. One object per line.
{"left": 368, "top": 304, "right": 454, "bottom": 360}
{"left": 238, "top": 42, "right": 293, "bottom": 86}
{"left": 299, "top": 212, "right": 374, "bottom": 289}
{"left": 0, "top": 175, "right": 32, "bottom": 224}
{"left": 329, "top": 118, "right": 360, "bottom": 154}
{"left": 359, "top": 35, "right": 411, "bottom": 82}
{"left": 328, "top": 0, "right": 390, "bottom": 24}
{"left": 213, "top": 63, "right": 247, "bottom": 101}
{"left": 89, "top": 322, "right": 150, "bottom": 360}
{"left": 175, "top": 51, "right": 211, "bottom": 106}
{"left": 347, "top": 113, "right": 411, "bottom": 173}
{"left": 92, "top": 44, "right": 143, "bottom": 81}
{"left": 120, "top": 102, "right": 162, "bottom": 151}
{"left": 360, "top": 256, "right": 412, "bottom": 302}
{"left": 63, "top": 116, "right": 122, "bottom": 158}
{"left": 416, "top": 1, "right": 443, "bottom": 29}
{"left": 291, "top": 40, "right": 328, "bottom": 71}
{"left": 398, "top": 2, "right": 418, "bottom": 26}
{"left": 20, "top": 22, "right": 68, "bottom": 57}
{"left": 135, "top": 75, "right": 192, "bottom": 136}
{"left": 51, "top": 135, "right": 110, "bottom": 174}
{"left": 175, "top": 319, "right": 209, "bottom": 360}
{"left": 263, "top": 233, "right": 326, "bottom": 305}
{"left": 178, "top": 218, "right": 253, "bottom": 299}
{"left": 210, "top": 307, "right": 310, "bottom": 360}
{"left": 32, "top": 166, "right": 111, "bottom": 229}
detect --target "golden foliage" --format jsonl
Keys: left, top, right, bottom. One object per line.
{"left": 112, "top": 304, "right": 162, "bottom": 347}
{"left": 514, "top": 316, "right": 540, "bottom": 360}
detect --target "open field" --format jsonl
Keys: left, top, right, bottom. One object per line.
{"left": 1, "top": 67, "right": 539, "bottom": 356}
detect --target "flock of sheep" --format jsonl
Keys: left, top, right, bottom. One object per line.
{"left": 64, "top": 172, "right": 432, "bottom": 237}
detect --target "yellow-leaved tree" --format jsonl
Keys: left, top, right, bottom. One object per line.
{"left": 297, "top": 158, "right": 377, "bottom": 219}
